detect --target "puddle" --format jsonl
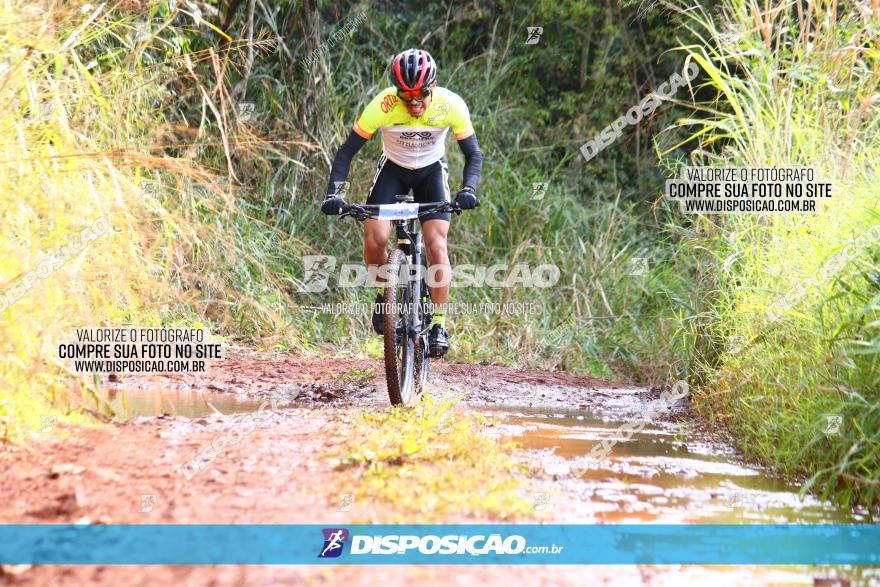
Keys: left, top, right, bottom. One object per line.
{"left": 86, "top": 384, "right": 878, "bottom": 584}
{"left": 494, "top": 406, "right": 870, "bottom": 524}
{"left": 88, "top": 388, "right": 272, "bottom": 421}
{"left": 493, "top": 405, "right": 878, "bottom": 586}
{"left": 93, "top": 387, "right": 868, "bottom": 526}
{"left": 94, "top": 387, "right": 870, "bottom": 526}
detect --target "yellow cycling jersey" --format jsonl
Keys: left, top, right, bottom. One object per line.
{"left": 353, "top": 86, "right": 475, "bottom": 169}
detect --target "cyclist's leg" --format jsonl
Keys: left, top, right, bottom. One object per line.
{"left": 366, "top": 156, "right": 414, "bottom": 334}
{"left": 421, "top": 220, "right": 449, "bottom": 305}
{"left": 413, "top": 159, "right": 452, "bottom": 327}
{"left": 364, "top": 155, "right": 409, "bottom": 278}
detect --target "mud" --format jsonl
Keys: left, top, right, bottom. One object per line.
{"left": 107, "top": 344, "right": 644, "bottom": 413}
{"left": 0, "top": 347, "right": 874, "bottom": 587}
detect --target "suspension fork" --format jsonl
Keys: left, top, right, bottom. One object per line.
{"left": 393, "top": 220, "right": 418, "bottom": 339}
{"left": 396, "top": 221, "right": 430, "bottom": 337}
{"left": 411, "top": 229, "right": 432, "bottom": 336}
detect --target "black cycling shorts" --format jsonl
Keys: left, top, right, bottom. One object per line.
{"left": 366, "top": 155, "right": 452, "bottom": 223}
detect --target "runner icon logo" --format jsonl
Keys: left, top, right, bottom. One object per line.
{"left": 531, "top": 182, "right": 548, "bottom": 200}
{"left": 525, "top": 27, "right": 543, "bottom": 44}
{"left": 318, "top": 528, "right": 349, "bottom": 558}
{"left": 300, "top": 255, "right": 337, "bottom": 293}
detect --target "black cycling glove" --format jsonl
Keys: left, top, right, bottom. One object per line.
{"left": 455, "top": 186, "right": 479, "bottom": 210}
{"left": 321, "top": 195, "right": 347, "bottom": 215}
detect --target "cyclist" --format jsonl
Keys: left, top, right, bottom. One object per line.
{"left": 321, "top": 48, "right": 483, "bottom": 358}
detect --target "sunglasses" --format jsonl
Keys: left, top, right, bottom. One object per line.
{"left": 397, "top": 87, "right": 432, "bottom": 102}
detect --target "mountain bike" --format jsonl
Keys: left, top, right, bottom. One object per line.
{"left": 340, "top": 196, "right": 461, "bottom": 405}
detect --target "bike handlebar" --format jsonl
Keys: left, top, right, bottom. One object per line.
{"left": 339, "top": 201, "right": 462, "bottom": 221}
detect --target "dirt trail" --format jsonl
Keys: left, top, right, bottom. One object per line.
{"left": 0, "top": 349, "right": 851, "bottom": 586}
{"left": 1, "top": 349, "right": 636, "bottom": 526}
{"left": 112, "top": 346, "right": 634, "bottom": 407}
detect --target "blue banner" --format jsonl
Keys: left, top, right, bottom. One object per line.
{"left": 1, "top": 524, "right": 878, "bottom": 565}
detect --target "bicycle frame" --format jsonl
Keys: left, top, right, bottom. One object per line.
{"left": 339, "top": 197, "right": 460, "bottom": 404}
{"left": 393, "top": 211, "right": 431, "bottom": 337}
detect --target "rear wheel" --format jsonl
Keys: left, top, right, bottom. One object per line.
{"left": 384, "top": 248, "right": 417, "bottom": 405}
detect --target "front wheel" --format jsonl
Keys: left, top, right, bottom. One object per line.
{"left": 412, "top": 281, "right": 431, "bottom": 400}
{"left": 383, "top": 248, "right": 420, "bottom": 405}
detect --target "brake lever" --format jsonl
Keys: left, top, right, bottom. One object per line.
{"left": 338, "top": 205, "right": 364, "bottom": 221}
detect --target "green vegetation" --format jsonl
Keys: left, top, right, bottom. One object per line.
{"left": 333, "top": 396, "right": 530, "bottom": 520}
{"left": 335, "top": 365, "right": 377, "bottom": 384}
{"left": 660, "top": 0, "right": 880, "bottom": 510}
{"left": 0, "top": 1, "right": 308, "bottom": 439}
{"left": 221, "top": 0, "right": 699, "bottom": 379}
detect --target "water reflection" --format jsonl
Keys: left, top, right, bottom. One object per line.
{"left": 89, "top": 388, "right": 270, "bottom": 421}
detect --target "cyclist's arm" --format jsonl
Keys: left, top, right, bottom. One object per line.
{"left": 325, "top": 90, "right": 390, "bottom": 195}
{"left": 326, "top": 130, "right": 368, "bottom": 195}
{"left": 448, "top": 92, "right": 483, "bottom": 190}
{"left": 456, "top": 134, "right": 483, "bottom": 190}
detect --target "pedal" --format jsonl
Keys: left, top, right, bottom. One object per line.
{"left": 428, "top": 346, "right": 449, "bottom": 359}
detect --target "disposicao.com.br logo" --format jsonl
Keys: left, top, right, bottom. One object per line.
{"left": 317, "top": 528, "right": 564, "bottom": 557}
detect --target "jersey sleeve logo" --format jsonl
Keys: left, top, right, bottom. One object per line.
{"left": 425, "top": 103, "right": 450, "bottom": 126}
{"left": 380, "top": 94, "right": 399, "bottom": 113}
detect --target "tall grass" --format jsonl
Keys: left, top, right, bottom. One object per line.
{"left": 661, "top": 0, "right": 880, "bottom": 509}
{"left": 0, "top": 1, "right": 306, "bottom": 440}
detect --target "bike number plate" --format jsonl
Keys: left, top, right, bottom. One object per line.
{"left": 377, "top": 202, "right": 420, "bottom": 220}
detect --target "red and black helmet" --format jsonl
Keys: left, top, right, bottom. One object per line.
{"left": 390, "top": 49, "right": 437, "bottom": 92}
